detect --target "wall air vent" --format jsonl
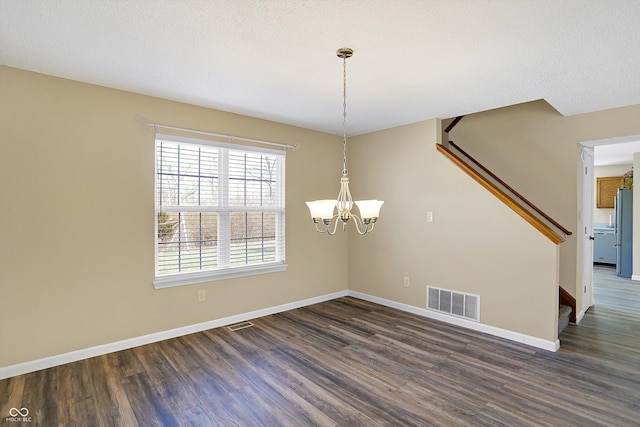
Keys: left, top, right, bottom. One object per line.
{"left": 427, "top": 286, "right": 480, "bottom": 322}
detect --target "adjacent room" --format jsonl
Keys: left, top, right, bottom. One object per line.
{"left": 1, "top": 1, "right": 640, "bottom": 425}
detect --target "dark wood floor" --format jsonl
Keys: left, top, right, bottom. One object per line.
{"left": 2, "top": 275, "right": 639, "bottom": 426}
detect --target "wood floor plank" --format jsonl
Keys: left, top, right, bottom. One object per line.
{"left": 105, "top": 347, "right": 145, "bottom": 378}
{"left": 122, "top": 372, "right": 180, "bottom": 427}
{"left": 251, "top": 349, "right": 383, "bottom": 426}
{"left": 83, "top": 356, "right": 118, "bottom": 426}
{"left": 0, "top": 374, "right": 25, "bottom": 420}
{"left": 133, "top": 343, "right": 200, "bottom": 416}
{"left": 20, "top": 367, "right": 59, "bottom": 426}
{"left": 174, "top": 405, "right": 219, "bottom": 427}
{"left": 100, "top": 356, "right": 139, "bottom": 427}
{"left": 481, "top": 400, "right": 559, "bottom": 427}
{"left": 177, "top": 365, "right": 250, "bottom": 426}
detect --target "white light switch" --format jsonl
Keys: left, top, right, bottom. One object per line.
{"left": 427, "top": 211, "right": 434, "bottom": 223}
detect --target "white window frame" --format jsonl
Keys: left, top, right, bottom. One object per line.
{"left": 153, "top": 134, "right": 286, "bottom": 289}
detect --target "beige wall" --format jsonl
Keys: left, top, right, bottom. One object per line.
{"left": 594, "top": 164, "right": 632, "bottom": 225}
{"left": 447, "top": 100, "right": 640, "bottom": 311}
{"left": 348, "top": 120, "right": 560, "bottom": 342}
{"left": 0, "top": 66, "right": 348, "bottom": 367}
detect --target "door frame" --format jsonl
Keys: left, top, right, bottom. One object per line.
{"left": 579, "top": 146, "right": 594, "bottom": 319}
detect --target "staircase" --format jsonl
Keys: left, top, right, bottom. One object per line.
{"left": 439, "top": 116, "right": 576, "bottom": 340}
{"left": 559, "top": 286, "right": 576, "bottom": 335}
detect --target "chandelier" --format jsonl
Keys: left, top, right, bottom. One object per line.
{"left": 306, "top": 48, "right": 384, "bottom": 235}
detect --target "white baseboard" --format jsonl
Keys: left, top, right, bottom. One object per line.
{"left": 632, "top": 275, "right": 640, "bottom": 281}
{"left": 347, "top": 290, "right": 560, "bottom": 353}
{"left": 575, "top": 308, "right": 586, "bottom": 324}
{"left": 0, "top": 290, "right": 348, "bottom": 380}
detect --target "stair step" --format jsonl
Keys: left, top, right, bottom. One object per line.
{"left": 558, "top": 304, "right": 572, "bottom": 335}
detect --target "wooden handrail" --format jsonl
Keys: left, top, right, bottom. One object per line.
{"left": 436, "top": 144, "right": 567, "bottom": 244}
{"left": 444, "top": 116, "right": 465, "bottom": 133}
{"left": 448, "top": 141, "right": 572, "bottom": 237}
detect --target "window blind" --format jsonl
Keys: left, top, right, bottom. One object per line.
{"left": 154, "top": 134, "right": 285, "bottom": 287}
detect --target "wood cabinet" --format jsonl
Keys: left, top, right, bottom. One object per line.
{"left": 596, "top": 176, "right": 623, "bottom": 208}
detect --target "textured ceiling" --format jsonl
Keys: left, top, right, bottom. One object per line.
{"left": 1, "top": 0, "right": 639, "bottom": 136}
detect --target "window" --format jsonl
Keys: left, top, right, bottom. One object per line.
{"left": 154, "top": 134, "right": 286, "bottom": 288}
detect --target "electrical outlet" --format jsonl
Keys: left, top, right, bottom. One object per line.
{"left": 198, "top": 289, "right": 206, "bottom": 302}
{"left": 403, "top": 277, "right": 410, "bottom": 287}
{"left": 427, "top": 211, "right": 434, "bottom": 223}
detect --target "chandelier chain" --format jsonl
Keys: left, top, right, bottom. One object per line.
{"left": 342, "top": 54, "right": 348, "bottom": 176}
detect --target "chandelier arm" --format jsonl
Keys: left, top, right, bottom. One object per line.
{"left": 328, "top": 216, "right": 341, "bottom": 235}
{"left": 313, "top": 222, "right": 329, "bottom": 233}
{"left": 312, "top": 214, "right": 342, "bottom": 235}
{"left": 351, "top": 214, "right": 372, "bottom": 235}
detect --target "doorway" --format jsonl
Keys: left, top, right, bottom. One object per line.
{"left": 578, "top": 135, "right": 640, "bottom": 322}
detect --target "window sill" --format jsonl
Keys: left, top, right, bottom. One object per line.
{"left": 153, "top": 263, "right": 288, "bottom": 289}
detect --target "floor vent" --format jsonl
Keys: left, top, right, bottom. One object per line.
{"left": 427, "top": 286, "right": 480, "bottom": 322}
{"left": 227, "top": 321, "right": 254, "bottom": 331}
